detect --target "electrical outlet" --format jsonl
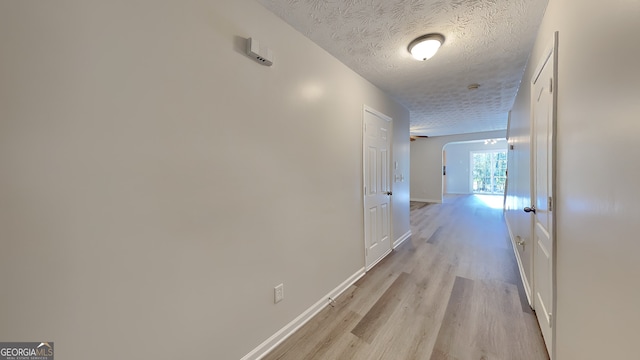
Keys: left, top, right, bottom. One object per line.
{"left": 274, "top": 283, "right": 284, "bottom": 304}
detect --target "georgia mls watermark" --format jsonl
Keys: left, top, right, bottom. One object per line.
{"left": 0, "top": 343, "right": 53, "bottom": 360}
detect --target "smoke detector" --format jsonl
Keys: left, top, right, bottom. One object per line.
{"left": 246, "top": 37, "right": 273, "bottom": 66}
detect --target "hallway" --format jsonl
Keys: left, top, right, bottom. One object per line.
{"left": 263, "top": 195, "right": 548, "bottom": 360}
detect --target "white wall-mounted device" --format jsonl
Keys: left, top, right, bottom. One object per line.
{"left": 246, "top": 37, "right": 273, "bottom": 66}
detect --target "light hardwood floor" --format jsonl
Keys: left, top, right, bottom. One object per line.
{"left": 263, "top": 195, "right": 549, "bottom": 360}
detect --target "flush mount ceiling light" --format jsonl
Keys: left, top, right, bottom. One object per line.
{"left": 408, "top": 33, "right": 445, "bottom": 61}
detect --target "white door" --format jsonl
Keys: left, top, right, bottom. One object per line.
{"left": 530, "top": 33, "right": 557, "bottom": 358}
{"left": 363, "top": 106, "right": 392, "bottom": 270}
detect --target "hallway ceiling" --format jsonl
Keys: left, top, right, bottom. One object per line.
{"left": 256, "top": 0, "right": 548, "bottom": 137}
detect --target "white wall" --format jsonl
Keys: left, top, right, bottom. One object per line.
{"left": 392, "top": 115, "right": 411, "bottom": 243}
{"left": 0, "top": 1, "right": 410, "bottom": 359}
{"left": 444, "top": 140, "right": 507, "bottom": 194}
{"left": 504, "top": 97, "right": 534, "bottom": 301}
{"left": 506, "top": 0, "right": 640, "bottom": 358}
{"left": 410, "top": 130, "right": 506, "bottom": 202}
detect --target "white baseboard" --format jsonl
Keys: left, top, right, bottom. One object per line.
{"left": 366, "top": 248, "right": 392, "bottom": 271}
{"left": 393, "top": 230, "right": 411, "bottom": 249}
{"left": 241, "top": 267, "right": 366, "bottom": 360}
{"left": 505, "top": 217, "right": 532, "bottom": 306}
{"left": 410, "top": 198, "right": 442, "bottom": 203}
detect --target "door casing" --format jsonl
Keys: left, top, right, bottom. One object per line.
{"left": 530, "top": 31, "right": 558, "bottom": 359}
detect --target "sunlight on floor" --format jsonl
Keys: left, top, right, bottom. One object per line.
{"left": 474, "top": 194, "right": 504, "bottom": 209}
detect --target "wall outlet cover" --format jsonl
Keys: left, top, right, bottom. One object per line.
{"left": 274, "top": 284, "right": 284, "bottom": 303}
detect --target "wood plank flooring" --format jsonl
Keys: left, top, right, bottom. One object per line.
{"left": 263, "top": 195, "right": 549, "bottom": 360}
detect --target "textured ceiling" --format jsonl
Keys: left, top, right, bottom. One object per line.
{"left": 256, "top": 0, "right": 548, "bottom": 137}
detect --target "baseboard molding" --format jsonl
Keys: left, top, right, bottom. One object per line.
{"left": 241, "top": 267, "right": 366, "bottom": 360}
{"left": 410, "top": 198, "right": 442, "bottom": 203}
{"left": 505, "top": 217, "right": 532, "bottom": 306}
{"left": 393, "top": 230, "right": 411, "bottom": 249}
{"left": 366, "top": 248, "right": 392, "bottom": 271}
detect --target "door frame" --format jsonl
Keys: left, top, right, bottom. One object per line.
{"left": 530, "top": 31, "right": 558, "bottom": 359}
{"left": 362, "top": 105, "right": 393, "bottom": 271}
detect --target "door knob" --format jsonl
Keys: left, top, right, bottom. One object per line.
{"left": 386, "top": 191, "right": 393, "bottom": 196}
{"left": 524, "top": 206, "right": 536, "bottom": 214}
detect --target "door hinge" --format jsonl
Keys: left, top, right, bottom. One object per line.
{"left": 549, "top": 312, "right": 553, "bottom": 327}
{"left": 549, "top": 78, "right": 553, "bottom": 93}
{"left": 548, "top": 196, "right": 553, "bottom": 211}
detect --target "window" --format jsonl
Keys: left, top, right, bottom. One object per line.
{"left": 471, "top": 150, "right": 507, "bottom": 195}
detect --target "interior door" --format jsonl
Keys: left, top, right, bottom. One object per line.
{"left": 529, "top": 33, "right": 557, "bottom": 358}
{"left": 363, "top": 107, "right": 392, "bottom": 270}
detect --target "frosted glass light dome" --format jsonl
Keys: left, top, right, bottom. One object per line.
{"left": 408, "top": 34, "right": 445, "bottom": 61}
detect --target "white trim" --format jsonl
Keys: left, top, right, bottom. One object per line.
{"left": 410, "top": 198, "right": 442, "bottom": 204}
{"left": 506, "top": 110, "right": 512, "bottom": 141}
{"left": 393, "top": 230, "right": 412, "bottom": 249}
{"left": 241, "top": 268, "right": 366, "bottom": 360}
{"left": 505, "top": 217, "right": 532, "bottom": 306}
{"left": 532, "top": 37, "right": 555, "bottom": 85}
{"left": 365, "top": 248, "right": 392, "bottom": 271}
{"left": 363, "top": 105, "right": 392, "bottom": 122}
